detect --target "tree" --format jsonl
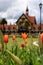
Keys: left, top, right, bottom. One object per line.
{"left": 1, "top": 18, "right": 7, "bottom": 25}
{"left": 0, "top": 18, "right": 7, "bottom": 34}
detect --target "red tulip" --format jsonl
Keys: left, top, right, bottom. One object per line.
{"left": 4, "top": 34, "right": 8, "bottom": 43}
{"left": 21, "top": 43, "right": 26, "bottom": 47}
{"left": 22, "top": 33, "right": 27, "bottom": 40}
{"left": 40, "top": 33, "right": 43, "bottom": 43}
{"left": 12, "top": 35, "right": 16, "bottom": 40}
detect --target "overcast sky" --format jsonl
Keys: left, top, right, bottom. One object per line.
{"left": 0, "top": 0, "right": 43, "bottom": 24}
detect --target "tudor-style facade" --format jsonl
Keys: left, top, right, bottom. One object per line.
{"left": 16, "top": 7, "right": 36, "bottom": 32}
{"left": 0, "top": 7, "right": 43, "bottom": 34}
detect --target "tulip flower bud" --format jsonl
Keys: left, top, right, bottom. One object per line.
{"left": 12, "top": 35, "right": 16, "bottom": 40}
{"left": 25, "top": 39, "right": 28, "bottom": 44}
{"left": 22, "top": 33, "right": 27, "bottom": 40}
{"left": 4, "top": 34, "right": 8, "bottom": 43}
{"left": 6, "top": 50, "right": 22, "bottom": 65}
{"left": 21, "top": 43, "right": 26, "bottom": 47}
{"left": 40, "top": 33, "right": 43, "bottom": 43}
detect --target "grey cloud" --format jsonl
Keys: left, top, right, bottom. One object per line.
{"left": 7, "top": 10, "right": 23, "bottom": 20}
{"left": 0, "top": 0, "right": 12, "bottom": 12}
{"left": 0, "top": 0, "right": 43, "bottom": 24}
{"left": 14, "top": 11, "right": 24, "bottom": 19}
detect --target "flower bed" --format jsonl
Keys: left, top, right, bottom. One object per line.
{"left": 0, "top": 31, "right": 43, "bottom": 65}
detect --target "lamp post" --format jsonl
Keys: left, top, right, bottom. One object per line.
{"left": 39, "top": 3, "right": 42, "bottom": 32}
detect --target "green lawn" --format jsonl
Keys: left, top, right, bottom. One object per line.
{"left": 0, "top": 36, "right": 42, "bottom": 65}
{"left": 0, "top": 30, "right": 42, "bottom": 65}
{"left": 7, "top": 37, "right": 38, "bottom": 50}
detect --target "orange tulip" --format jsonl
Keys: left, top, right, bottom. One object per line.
{"left": 4, "top": 34, "right": 8, "bottom": 43}
{"left": 12, "top": 35, "right": 16, "bottom": 40}
{"left": 25, "top": 39, "right": 28, "bottom": 44}
{"left": 40, "top": 33, "right": 43, "bottom": 43}
{"left": 22, "top": 33, "right": 27, "bottom": 40}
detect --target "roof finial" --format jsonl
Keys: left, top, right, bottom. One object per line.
{"left": 26, "top": 6, "right": 29, "bottom": 15}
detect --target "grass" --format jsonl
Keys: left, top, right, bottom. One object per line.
{"left": 7, "top": 37, "right": 38, "bottom": 50}
{"left": 0, "top": 36, "right": 41, "bottom": 65}
{"left": 0, "top": 30, "right": 42, "bottom": 65}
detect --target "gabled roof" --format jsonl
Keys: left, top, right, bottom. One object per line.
{"left": 24, "top": 14, "right": 36, "bottom": 24}
{"left": 33, "top": 24, "right": 43, "bottom": 30}
{"left": 39, "top": 24, "right": 43, "bottom": 30}
{"left": 16, "top": 13, "right": 36, "bottom": 24}
{"left": 33, "top": 24, "right": 39, "bottom": 30}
